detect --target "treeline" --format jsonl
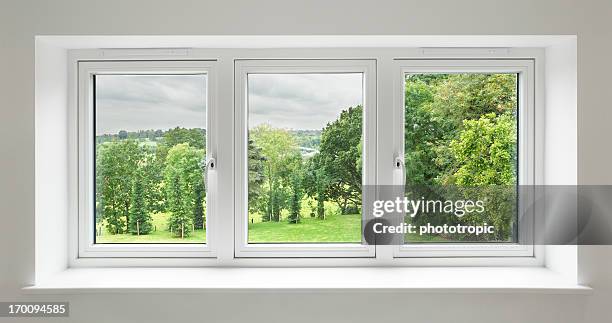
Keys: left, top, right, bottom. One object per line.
{"left": 96, "top": 127, "right": 206, "bottom": 237}
{"left": 96, "top": 128, "right": 206, "bottom": 144}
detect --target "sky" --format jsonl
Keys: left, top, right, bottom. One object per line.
{"left": 95, "top": 74, "right": 207, "bottom": 135}
{"left": 95, "top": 72, "right": 363, "bottom": 135}
{"left": 248, "top": 73, "right": 363, "bottom": 130}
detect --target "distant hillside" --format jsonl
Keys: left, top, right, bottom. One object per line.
{"left": 289, "top": 129, "right": 321, "bottom": 150}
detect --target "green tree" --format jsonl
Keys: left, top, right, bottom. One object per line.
{"left": 303, "top": 157, "right": 330, "bottom": 220}
{"left": 166, "top": 175, "right": 192, "bottom": 238}
{"left": 444, "top": 112, "right": 517, "bottom": 241}
{"left": 128, "top": 170, "right": 153, "bottom": 235}
{"left": 140, "top": 146, "right": 166, "bottom": 214}
{"left": 193, "top": 180, "right": 205, "bottom": 230}
{"left": 446, "top": 112, "right": 517, "bottom": 186}
{"left": 404, "top": 77, "right": 445, "bottom": 186}
{"left": 156, "top": 127, "right": 206, "bottom": 163}
{"left": 96, "top": 140, "right": 142, "bottom": 234}
{"left": 287, "top": 173, "right": 302, "bottom": 224}
{"left": 250, "top": 124, "right": 301, "bottom": 222}
{"left": 164, "top": 143, "right": 204, "bottom": 237}
{"left": 317, "top": 106, "right": 362, "bottom": 214}
{"left": 248, "top": 139, "right": 266, "bottom": 214}
{"left": 404, "top": 74, "right": 518, "bottom": 186}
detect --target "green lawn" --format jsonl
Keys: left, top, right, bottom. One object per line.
{"left": 248, "top": 213, "right": 361, "bottom": 243}
{"left": 97, "top": 212, "right": 362, "bottom": 244}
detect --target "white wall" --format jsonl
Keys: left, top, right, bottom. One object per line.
{"left": 1, "top": 0, "right": 610, "bottom": 322}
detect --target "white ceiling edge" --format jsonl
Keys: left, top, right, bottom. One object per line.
{"left": 35, "top": 35, "right": 576, "bottom": 49}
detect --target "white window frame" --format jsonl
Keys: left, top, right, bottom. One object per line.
{"left": 233, "top": 59, "right": 377, "bottom": 258}
{"left": 67, "top": 48, "right": 544, "bottom": 266}
{"left": 76, "top": 60, "right": 218, "bottom": 258}
{"left": 392, "top": 59, "right": 536, "bottom": 258}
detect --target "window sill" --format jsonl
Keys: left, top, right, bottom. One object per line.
{"left": 23, "top": 267, "right": 591, "bottom": 294}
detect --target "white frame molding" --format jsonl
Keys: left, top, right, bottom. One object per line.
{"left": 392, "top": 59, "right": 537, "bottom": 258}
{"left": 76, "top": 60, "right": 218, "bottom": 258}
{"left": 64, "top": 46, "right": 547, "bottom": 267}
{"left": 233, "top": 59, "right": 377, "bottom": 258}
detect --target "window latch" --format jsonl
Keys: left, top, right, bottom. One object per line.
{"left": 394, "top": 155, "right": 404, "bottom": 169}
{"left": 207, "top": 157, "right": 217, "bottom": 171}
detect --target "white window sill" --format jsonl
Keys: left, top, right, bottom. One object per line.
{"left": 23, "top": 267, "right": 591, "bottom": 294}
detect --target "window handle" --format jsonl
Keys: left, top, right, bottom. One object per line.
{"left": 394, "top": 156, "right": 404, "bottom": 169}
{"left": 206, "top": 157, "right": 217, "bottom": 171}
{"left": 394, "top": 155, "right": 405, "bottom": 186}
{"left": 205, "top": 157, "right": 217, "bottom": 190}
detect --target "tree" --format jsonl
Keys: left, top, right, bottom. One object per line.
{"left": 128, "top": 170, "right": 153, "bottom": 235}
{"left": 287, "top": 173, "right": 302, "bottom": 224}
{"left": 446, "top": 112, "right": 517, "bottom": 186}
{"left": 248, "top": 139, "right": 266, "bottom": 214}
{"left": 140, "top": 146, "right": 165, "bottom": 214}
{"left": 193, "top": 179, "right": 205, "bottom": 230}
{"left": 302, "top": 157, "right": 329, "bottom": 220}
{"left": 317, "top": 106, "right": 362, "bottom": 214}
{"left": 404, "top": 77, "right": 446, "bottom": 186}
{"left": 166, "top": 175, "right": 192, "bottom": 238}
{"left": 316, "top": 175, "right": 326, "bottom": 220}
{"left": 443, "top": 112, "right": 517, "bottom": 241}
{"left": 156, "top": 127, "right": 206, "bottom": 163}
{"left": 249, "top": 124, "right": 302, "bottom": 222}
{"left": 96, "top": 140, "right": 142, "bottom": 234}
{"left": 164, "top": 143, "right": 205, "bottom": 237}
{"left": 404, "top": 74, "right": 518, "bottom": 186}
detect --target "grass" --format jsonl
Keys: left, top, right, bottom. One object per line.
{"left": 248, "top": 213, "right": 361, "bottom": 243}
{"left": 97, "top": 212, "right": 362, "bottom": 244}
{"left": 96, "top": 212, "right": 206, "bottom": 243}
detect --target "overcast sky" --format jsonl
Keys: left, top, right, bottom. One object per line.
{"left": 95, "top": 74, "right": 207, "bottom": 135}
{"left": 95, "top": 73, "right": 363, "bottom": 135}
{"left": 248, "top": 73, "right": 363, "bottom": 130}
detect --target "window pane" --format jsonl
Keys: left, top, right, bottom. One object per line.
{"left": 404, "top": 73, "right": 518, "bottom": 243}
{"left": 94, "top": 74, "right": 207, "bottom": 244}
{"left": 247, "top": 73, "right": 363, "bottom": 243}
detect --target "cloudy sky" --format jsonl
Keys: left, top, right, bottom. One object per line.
{"left": 95, "top": 74, "right": 207, "bottom": 135}
{"left": 248, "top": 73, "right": 363, "bottom": 130}
{"left": 95, "top": 72, "right": 363, "bottom": 135}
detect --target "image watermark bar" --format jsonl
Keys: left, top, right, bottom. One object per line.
{"left": 362, "top": 185, "right": 612, "bottom": 245}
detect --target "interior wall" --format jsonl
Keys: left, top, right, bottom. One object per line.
{"left": 1, "top": 1, "right": 611, "bottom": 322}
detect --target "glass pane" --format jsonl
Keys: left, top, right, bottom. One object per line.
{"left": 247, "top": 73, "right": 363, "bottom": 243}
{"left": 403, "top": 73, "right": 518, "bottom": 243}
{"left": 94, "top": 74, "right": 207, "bottom": 244}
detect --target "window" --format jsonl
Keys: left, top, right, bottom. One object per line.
{"left": 73, "top": 52, "right": 539, "bottom": 263}
{"left": 78, "top": 61, "right": 217, "bottom": 258}
{"left": 393, "top": 60, "right": 535, "bottom": 257}
{"left": 234, "top": 60, "right": 376, "bottom": 257}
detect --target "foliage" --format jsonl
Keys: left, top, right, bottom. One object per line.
{"left": 287, "top": 173, "right": 302, "bottom": 224}
{"left": 250, "top": 124, "right": 302, "bottom": 222}
{"left": 248, "top": 139, "right": 266, "bottom": 214}
{"left": 128, "top": 170, "right": 153, "bottom": 235}
{"left": 316, "top": 106, "right": 363, "bottom": 214}
{"left": 96, "top": 140, "right": 142, "bottom": 234}
{"left": 193, "top": 180, "right": 205, "bottom": 230}
{"left": 447, "top": 112, "right": 517, "bottom": 186}
{"left": 156, "top": 127, "right": 206, "bottom": 163}
{"left": 164, "top": 143, "right": 204, "bottom": 237}
{"left": 139, "top": 147, "right": 166, "bottom": 214}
